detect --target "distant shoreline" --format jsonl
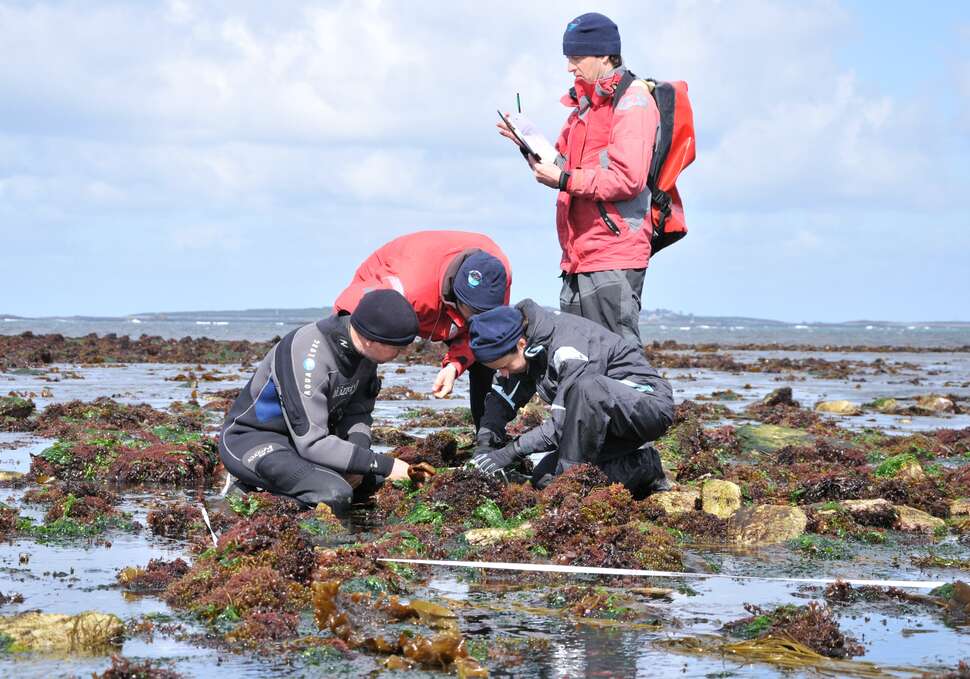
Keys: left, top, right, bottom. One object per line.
{"left": 3, "top": 308, "right": 969, "bottom": 328}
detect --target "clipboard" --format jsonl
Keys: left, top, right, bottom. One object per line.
{"left": 497, "top": 110, "right": 558, "bottom": 163}
{"left": 498, "top": 109, "right": 540, "bottom": 161}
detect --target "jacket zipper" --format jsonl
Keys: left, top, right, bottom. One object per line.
{"left": 597, "top": 202, "right": 621, "bottom": 236}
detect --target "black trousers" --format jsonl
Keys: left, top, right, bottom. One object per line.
{"left": 531, "top": 372, "right": 673, "bottom": 498}
{"left": 467, "top": 361, "right": 496, "bottom": 431}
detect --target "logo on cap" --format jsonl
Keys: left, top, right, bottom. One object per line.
{"left": 467, "top": 270, "right": 483, "bottom": 287}
{"left": 567, "top": 19, "right": 581, "bottom": 31}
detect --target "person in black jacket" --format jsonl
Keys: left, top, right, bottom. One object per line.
{"left": 468, "top": 299, "right": 673, "bottom": 497}
{"left": 219, "top": 289, "right": 419, "bottom": 513}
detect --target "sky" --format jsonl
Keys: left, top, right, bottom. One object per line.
{"left": 1, "top": 0, "right": 968, "bottom": 322}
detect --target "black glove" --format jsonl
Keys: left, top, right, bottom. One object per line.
{"left": 469, "top": 441, "right": 523, "bottom": 478}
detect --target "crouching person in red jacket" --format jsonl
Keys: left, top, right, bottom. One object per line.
{"left": 334, "top": 230, "right": 512, "bottom": 429}
{"left": 219, "top": 290, "right": 419, "bottom": 514}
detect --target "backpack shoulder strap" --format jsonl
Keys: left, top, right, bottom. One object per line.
{"left": 611, "top": 70, "right": 638, "bottom": 109}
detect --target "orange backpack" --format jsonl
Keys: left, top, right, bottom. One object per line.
{"left": 613, "top": 71, "right": 696, "bottom": 254}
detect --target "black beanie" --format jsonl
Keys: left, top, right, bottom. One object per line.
{"left": 350, "top": 289, "right": 419, "bottom": 346}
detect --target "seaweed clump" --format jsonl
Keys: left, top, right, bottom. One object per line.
{"left": 106, "top": 440, "right": 218, "bottom": 486}
{"left": 94, "top": 654, "right": 184, "bottom": 679}
{"left": 0, "top": 503, "right": 19, "bottom": 539}
{"left": 118, "top": 559, "right": 191, "bottom": 594}
{"left": 27, "top": 398, "right": 219, "bottom": 488}
{"left": 745, "top": 388, "right": 829, "bottom": 431}
{"left": 147, "top": 503, "right": 211, "bottom": 541}
{"left": 311, "top": 580, "right": 487, "bottom": 676}
{"left": 424, "top": 468, "right": 506, "bottom": 523}
{"left": 533, "top": 481, "right": 683, "bottom": 572}
{"left": 390, "top": 432, "right": 458, "bottom": 468}
{"left": 539, "top": 464, "right": 611, "bottom": 510}
{"left": 723, "top": 602, "right": 863, "bottom": 659}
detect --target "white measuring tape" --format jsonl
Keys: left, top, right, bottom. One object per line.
{"left": 378, "top": 558, "right": 946, "bottom": 590}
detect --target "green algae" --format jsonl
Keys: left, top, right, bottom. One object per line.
{"left": 874, "top": 453, "right": 920, "bottom": 478}
{"left": 227, "top": 494, "right": 262, "bottom": 518}
{"left": 470, "top": 499, "right": 538, "bottom": 530}
{"left": 405, "top": 502, "right": 446, "bottom": 526}
{"left": 16, "top": 512, "right": 133, "bottom": 542}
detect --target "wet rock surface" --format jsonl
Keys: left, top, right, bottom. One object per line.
{"left": 728, "top": 505, "right": 808, "bottom": 545}
{"left": 0, "top": 611, "right": 124, "bottom": 653}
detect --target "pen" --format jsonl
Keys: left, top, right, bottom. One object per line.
{"left": 516, "top": 93, "right": 521, "bottom": 114}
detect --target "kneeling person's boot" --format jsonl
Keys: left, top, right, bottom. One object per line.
{"left": 601, "top": 445, "right": 668, "bottom": 500}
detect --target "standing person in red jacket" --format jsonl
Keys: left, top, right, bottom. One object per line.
{"left": 333, "top": 231, "right": 512, "bottom": 429}
{"left": 498, "top": 12, "right": 663, "bottom": 346}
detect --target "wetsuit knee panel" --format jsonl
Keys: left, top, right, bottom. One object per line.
{"left": 255, "top": 450, "right": 311, "bottom": 492}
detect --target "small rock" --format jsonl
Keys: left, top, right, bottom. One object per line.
{"left": 759, "top": 387, "right": 798, "bottom": 407}
{"left": 630, "top": 586, "right": 675, "bottom": 599}
{"left": 645, "top": 489, "right": 699, "bottom": 516}
{"left": 735, "top": 424, "right": 811, "bottom": 453}
{"left": 701, "top": 480, "right": 742, "bottom": 519}
{"left": 0, "top": 611, "right": 124, "bottom": 653}
{"left": 463, "top": 522, "right": 533, "bottom": 547}
{"left": 915, "top": 395, "right": 955, "bottom": 414}
{"left": 728, "top": 505, "right": 808, "bottom": 546}
{"left": 897, "top": 459, "right": 926, "bottom": 482}
{"left": 839, "top": 499, "right": 898, "bottom": 527}
{"left": 0, "top": 396, "right": 34, "bottom": 420}
{"left": 814, "top": 400, "right": 862, "bottom": 416}
{"left": 950, "top": 499, "right": 970, "bottom": 517}
{"left": 895, "top": 505, "right": 946, "bottom": 534}
{"left": 869, "top": 398, "right": 899, "bottom": 414}
{"left": 0, "top": 470, "right": 24, "bottom": 483}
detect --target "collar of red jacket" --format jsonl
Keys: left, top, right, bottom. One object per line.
{"left": 561, "top": 67, "right": 626, "bottom": 110}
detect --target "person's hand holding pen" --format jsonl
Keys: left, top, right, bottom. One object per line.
{"left": 496, "top": 121, "right": 564, "bottom": 189}
{"left": 497, "top": 94, "right": 566, "bottom": 191}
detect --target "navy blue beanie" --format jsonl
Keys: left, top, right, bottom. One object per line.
{"left": 350, "top": 289, "right": 419, "bottom": 346}
{"left": 563, "top": 12, "right": 621, "bottom": 56}
{"left": 453, "top": 251, "right": 507, "bottom": 312}
{"left": 469, "top": 306, "right": 525, "bottom": 364}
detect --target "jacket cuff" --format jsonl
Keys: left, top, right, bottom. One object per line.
{"left": 347, "top": 446, "right": 396, "bottom": 476}
{"left": 569, "top": 168, "right": 587, "bottom": 194}
{"left": 441, "top": 357, "right": 466, "bottom": 377}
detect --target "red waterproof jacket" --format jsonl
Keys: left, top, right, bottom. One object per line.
{"left": 555, "top": 68, "right": 660, "bottom": 273}
{"left": 333, "top": 231, "right": 512, "bottom": 376}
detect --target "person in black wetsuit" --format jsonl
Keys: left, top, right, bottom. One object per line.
{"left": 219, "top": 289, "right": 419, "bottom": 513}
